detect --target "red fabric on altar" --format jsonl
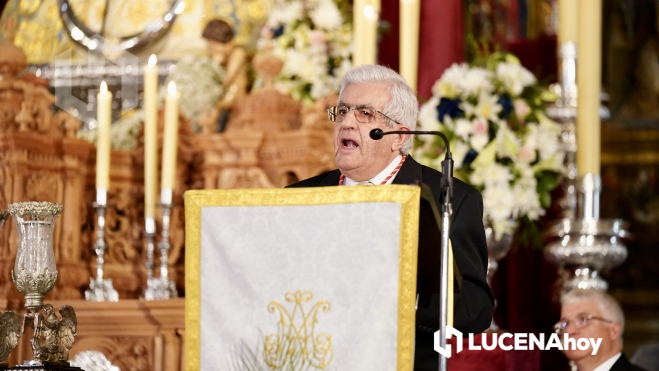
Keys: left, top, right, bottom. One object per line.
{"left": 379, "top": 0, "right": 464, "bottom": 101}
{"left": 446, "top": 334, "right": 541, "bottom": 370}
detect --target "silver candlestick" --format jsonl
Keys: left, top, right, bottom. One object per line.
{"left": 142, "top": 216, "right": 158, "bottom": 300}
{"left": 544, "top": 41, "right": 624, "bottom": 292}
{"left": 142, "top": 190, "right": 177, "bottom": 300}
{"left": 547, "top": 42, "right": 578, "bottom": 220}
{"left": 157, "top": 188, "right": 177, "bottom": 299}
{"left": 85, "top": 189, "right": 119, "bottom": 302}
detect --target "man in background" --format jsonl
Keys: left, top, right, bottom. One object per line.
{"left": 557, "top": 289, "right": 647, "bottom": 371}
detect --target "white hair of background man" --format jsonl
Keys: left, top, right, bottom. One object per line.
{"left": 339, "top": 65, "right": 419, "bottom": 154}
{"left": 561, "top": 289, "right": 625, "bottom": 338}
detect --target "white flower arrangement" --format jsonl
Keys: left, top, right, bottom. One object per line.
{"left": 258, "top": 0, "right": 352, "bottom": 105}
{"left": 413, "top": 53, "right": 564, "bottom": 241}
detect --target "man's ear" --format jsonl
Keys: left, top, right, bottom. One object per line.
{"left": 609, "top": 321, "right": 622, "bottom": 342}
{"left": 391, "top": 126, "right": 411, "bottom": 152}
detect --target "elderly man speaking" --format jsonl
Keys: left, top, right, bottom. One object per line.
{"left": 288, "top": 65, "right": 494, "bottom": 370}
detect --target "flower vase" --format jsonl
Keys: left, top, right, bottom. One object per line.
{"left": 485, "top": 223, "right": 515, "bottom": 331}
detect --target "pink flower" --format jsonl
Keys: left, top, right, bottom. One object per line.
{"left": 518, "top": 145, "right": 536, "bottom": 163}
{"left": 309, "top": 31, "right": 327, "bottom": 47}
{"left": 472, "top": 117, "right": 489, "bottom": 136}
{"left": 514, "top": 99, "right": 531, "bottom": 121}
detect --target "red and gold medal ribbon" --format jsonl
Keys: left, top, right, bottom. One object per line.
{"left": 338, "top": 154, "right": 407, "bottom": 186}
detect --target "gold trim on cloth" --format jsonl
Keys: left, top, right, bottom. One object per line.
{"left": 184, "top": 186, "right": 420, "bottom": 371}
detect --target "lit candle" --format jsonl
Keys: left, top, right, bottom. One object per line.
{"left": 400, "top": 0, "right": 420, "bottom": 92}
{"left": 353, "top": 0, "right": 365, "bottom": 66}
{"left": 161, "top": 82, "right": 180, "bottom": 192}
{"left": 144, "top": 54, "right": 158, "bottom": 218}
{"left": 96, "top": 81, "right": 112, "bottom": 192}
{"left": 363, "top": 4, "right": 378, "bottom": 65}
{"left": 576, "top": 0, "right": 601, "bottom": 175}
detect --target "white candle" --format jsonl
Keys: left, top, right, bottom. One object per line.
{"left": 161, "top": 82, "right": 180, "bottom": 192}
{"left": 96, "top": 81, "right": 112, "bottom": 192}
{"left": 144, "top": 54, "right": 158, "bottom": 218}
{"left": 400, "top": 0, "right": 420, "bottom": 92}
{"left": 353, "top": 0, "right": 365, "bottom": 66}
{"left": 576, "top": 0, "right": 601, "bottom": 175}
{"left": 558, "top": 0, "right": 578, "bottom": 45}
{"left": 363, "top": 4, "right": 378, "bottom": 65}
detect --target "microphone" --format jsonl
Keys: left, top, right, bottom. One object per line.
{"left": 369, "top": 128, "right": 453, "bottom": 203}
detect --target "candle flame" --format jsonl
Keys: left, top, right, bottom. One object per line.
{"left": 148, "top": 54, "right": 157, "bottom": 66}
{"left": 364, "top": 4, "right": 375, "bottom": 19}
{"left": 100, "top": 81, "right": 108, "bottom": 93}
{"left": 168, "top": 81, "right": 177, "bottom": 95}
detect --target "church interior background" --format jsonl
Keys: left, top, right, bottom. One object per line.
{"left": 0, "top": 0, "right": 658, "bottom": 369}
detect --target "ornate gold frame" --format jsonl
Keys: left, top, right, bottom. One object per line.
{"left": 184, "top": 185, "right": 421, "bottom": 371}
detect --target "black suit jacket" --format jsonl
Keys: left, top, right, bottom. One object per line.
{"left": 288, "top": 156, "right": 494, "bottom": 370}
{"left": 610, "top": 353, "right": 648, "bottom": 371}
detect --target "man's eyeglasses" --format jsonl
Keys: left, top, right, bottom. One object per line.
{"left": 327, "top": 105, "right": 402, "bottom": 125}
{"left": 553, "top": 314, "right": 613, "bottom": 334}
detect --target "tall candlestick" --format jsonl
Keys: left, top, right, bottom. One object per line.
{"left": 558, "top": 0, "right": 578, "bottom": 45}
{"left": 353, "top": 0, "right": 365, "bottom": 66}
{"left": 363, "top": 4, "right": 378, "bottom": 65}
{"left": 576, "top": 0, "right": 601, "bottom": 175}
{"left": 400, "top": 0, "right": 420, "bottom": 92}
{"left": 161, "top": 82, "right": 180, "bottom": 191}
{"left": 96, "top": 81, "right": 112, "bottom": 192}
{"left": 144, "top": 54, "right": 158, "bottom": 219}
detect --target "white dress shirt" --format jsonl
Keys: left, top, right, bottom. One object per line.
{"left": 343, "top": 154, "right": 403, "bottom": 186}
{"left": 591, "top": 352, "right": 621, "bottom": 371}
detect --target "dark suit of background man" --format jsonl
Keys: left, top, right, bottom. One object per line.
{"left": 287, "top": 64, "right": 494, "bottom": 370}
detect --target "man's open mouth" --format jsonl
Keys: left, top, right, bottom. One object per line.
{"left": 342, "top": 139, "right": 359, "bottom": 148}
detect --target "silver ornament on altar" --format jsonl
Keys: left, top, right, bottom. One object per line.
{"left": 0, "top": 212, "right": 21, "bottom": 365}
{"left": 544, "top": 175, "right": 630, "bottom": 291}
{"left": 0, "top": 311, "right": 20, "bottom": 364}
{"left": 141, "top": 188, "right": 177, "bottom": 301}
{"left": 544, "top": 40, "right": 624, "bottom": 293}
{"left": 8, "top": 201, "right": 79, "bottom": 366}
{"left": 85, "top": 189, "right": 119, "bottom": 302}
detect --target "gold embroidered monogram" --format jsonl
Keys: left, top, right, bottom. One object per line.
{"left": 263, "top": 290, "right": 333, "bottom": 369}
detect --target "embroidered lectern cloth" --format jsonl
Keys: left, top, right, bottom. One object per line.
{"left": 185, "top": 186, "right": 420, "bottom": 371}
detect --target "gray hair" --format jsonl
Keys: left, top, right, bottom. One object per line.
{"left": 561, "top": 289, "right": 625, "bottom": 335}
{"left": 339, "top": 65, "right": 418, "bottom": 154}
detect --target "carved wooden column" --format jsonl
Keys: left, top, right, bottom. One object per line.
{"left": 0, "top": 132, "right": 65, "bottom": 300}
{"left": 56, "top": 137, "right": 94, "bottom": 299}
{"left": 191, "top": 134, "right": 227, "bottom": 189}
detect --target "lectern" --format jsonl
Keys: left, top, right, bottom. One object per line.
{"left": 184, "top": 184, "right": 457, "bottom": 371}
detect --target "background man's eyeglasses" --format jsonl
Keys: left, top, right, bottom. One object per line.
{"left": 553, "top": 314, "right": 613, "bottom": 334}
{"left": 327, "top": 105, "right": 401, "bottom": 125}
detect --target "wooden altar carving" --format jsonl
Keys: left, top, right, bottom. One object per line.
{"left": 0, "top": 35, "right": 94, "bottom": 301}
{"left": 192, "top": 46, "right": 335, "bottom": 189}
{"left": 1, "top": 298, "right": 185, "bottom": 371}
